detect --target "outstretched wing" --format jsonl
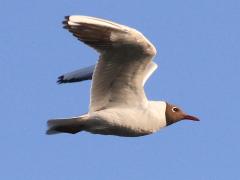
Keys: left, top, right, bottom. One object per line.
{"left": 57, "top": 62, "right": 157, "bottom": 85}
{"left": 63, "top": 16, "right": 157, "bottom": 112}
{"left": 57, "top": 65, "right": 95, "bottom": 84}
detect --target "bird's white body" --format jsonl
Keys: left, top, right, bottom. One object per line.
{"left": 47, "top": 15, "right": 169, "bottom": 136}
{"left": 84, "top": 101, "right": 166, "bottom": 136}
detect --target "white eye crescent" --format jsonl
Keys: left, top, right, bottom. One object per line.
{"left": 172, "top": 107, "right": 179, "bottom": 112}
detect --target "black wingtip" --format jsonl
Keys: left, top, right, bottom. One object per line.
{"left": 63, "top": 25, "right": 68, "bottom": 29}
{"left": 62, "top": 16, "right": 70, "bottom": 27}
{"left": 63, "top": 16, "right": 69, "bottom": 22}
{"left": 57, "top": 75, "right": 64, "bottom": 84}
{"left": 62, "top": 20, "right": 68, "bottom": 25}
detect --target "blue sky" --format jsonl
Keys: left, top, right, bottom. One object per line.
{"left": 0, "top": 0, "right": 239, "bottom": 179}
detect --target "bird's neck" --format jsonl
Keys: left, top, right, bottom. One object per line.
{"left": 147, "top": 101, "right": 167, "bottom": 129}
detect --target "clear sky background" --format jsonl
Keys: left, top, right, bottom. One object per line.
{"left": 1, "top": 0, "right": 239, "bottom": 179}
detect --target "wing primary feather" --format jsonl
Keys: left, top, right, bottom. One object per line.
{"left": 57, "top": 65, "right": 95, "bottom": 84}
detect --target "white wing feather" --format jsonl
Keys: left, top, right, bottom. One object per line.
{"left": 63, "top": 16, "right": 157, "bottom": 112}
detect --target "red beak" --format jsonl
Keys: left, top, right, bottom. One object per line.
{"left": 184, "top": 114, "right": 200, "bottom": 121}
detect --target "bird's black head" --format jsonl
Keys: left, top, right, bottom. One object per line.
{"left": 165, "top": 103, "right": 199, "bottom": 126}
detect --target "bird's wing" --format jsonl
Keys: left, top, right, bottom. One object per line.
{"left": 57, "top": 62, "right": 157, "bottom": 85}
{"left": 57, "top": 65, "right": 95, "bottom": 84}
{"left": 63, "top": 16, "right": 157, "bottom": 112}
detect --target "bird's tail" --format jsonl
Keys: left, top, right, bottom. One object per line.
{"left": 46, "top": 115, "right": 88, "bottom": 135}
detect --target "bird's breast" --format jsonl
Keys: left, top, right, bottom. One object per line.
{"left": 89, "top": 106, "right": 165, "bottom": 136}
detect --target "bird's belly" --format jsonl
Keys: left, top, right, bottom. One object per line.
{"left": 84, "top": 117, "right": 151, "bottom": 137}
{"left": 86, "top": 107, "right": 163, "bottom": 137}
{"left": 86, "top": 124, "right": 151, "bottom": 137}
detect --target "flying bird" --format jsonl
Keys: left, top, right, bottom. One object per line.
{"left": 47, "top": 15, "right": 199, "bottom": 137}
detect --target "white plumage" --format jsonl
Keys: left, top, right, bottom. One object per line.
{"left": 47, "top": 15, "right": 168, "bottom": 136}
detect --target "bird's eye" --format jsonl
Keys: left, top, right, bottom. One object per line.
{"left": 172, "top": 107, "right": 179, "bottom": 112}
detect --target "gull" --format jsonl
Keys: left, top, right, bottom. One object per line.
{"left": 47, "top": 15, "right": 199, "bottom": 137}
